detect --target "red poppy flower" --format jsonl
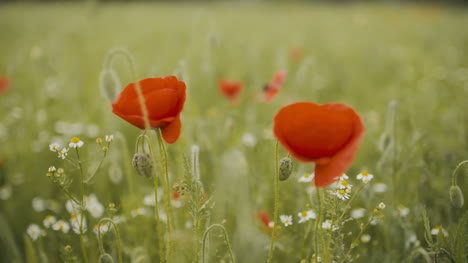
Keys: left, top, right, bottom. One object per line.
{"left": 219, "top": 79, "right": 242, "bottom": 104}
{"left": 255, "top": 211, "right": 272, "bottom": 231}
{"left": 273, "top": 102, "right": 365, "bottom": 187}
{"left": 264, "top": 70, "right": 287, "bottom": 103}
{"left": 0, "top": 77, "right": 9, "bottom": 95}
{"left": 112, "top": 76, "right": 186, "bottom": 144}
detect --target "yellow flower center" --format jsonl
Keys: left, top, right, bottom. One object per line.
{"left": 361, "top": 171, "right": 369, "bottom": 176}
{"left": 304, "top": 174, "right": 310, "bottom": 178}
{"left": 71, "top": 214, "right": 77, "bottom": 220}
{"left": 338, "top": 189, "right": 346, "bottom": 196}
{"left": 341, "top": 180, "right": 349, "bottom": 186}
{"left": 301, "top": 211, "right": 307, "bottom": 217}
{"left": 70, "top": 137, "right": 81, "bottom": 143}
{"left": 45, "top": 215, "right": 53, "bottom": 220}
{"left": 434, "top": 226, "right": 441, "bottom": 230}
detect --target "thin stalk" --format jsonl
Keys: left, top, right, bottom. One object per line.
{"left": 97, "top": 218, "right": 123, "bottom": 263}
{"left": 267, "top": 141, "right": 280, "bottom": 263}
{"left": 201, "top": 224, "right": 235, "bottom": 263}
{"left": 156, "top": 129, "right": 173, "bottom": 262}
{"left": 75, "top": 148, "right": 89, "bottom": 263}
{"left": 451, "top": 160, "right": 468, "bottom": 186}
{"left": 335, "top": 183, "right": 366, "bottom": 223}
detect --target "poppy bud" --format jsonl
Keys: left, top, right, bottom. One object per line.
{"left": 279, "top": 157, "right": 293, "bottom": 181}
{"left": 449, "top": 185, "right": 464, "bottom": 208}
{"left": 132, "top": 153, "right": 154, "bottom": 179}
{"left": 98, "top": 253, "right": 114, "bottom": 263}
{"left": 99, "top": 69, "right": 121, "bottom": 102}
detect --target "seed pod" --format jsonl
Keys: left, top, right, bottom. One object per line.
{"left": 449, "top": 185, "right": 464, "bottom": 208}
{"left": 132, "top": 153, "right": 154, "bottom": 179}
{"left": 279, "top": 157, "right": 293, "bottom": 181}
{"left": 98, "top": 253, "right": 114, "bottom": 263}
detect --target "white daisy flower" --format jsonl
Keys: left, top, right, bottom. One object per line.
{"left": 43, "top": 215, "right": 57, "bottom": 228}
{"left": 105, "top": 135, "right": 114, "bottom": 142}
{"left": 131, "top": 207, "right": 148, "bottom": 217}
{"left": 280, "top": 215, "right": 293, "bottom": 227}
{"left": 70, "top": 214, "right": 87, "bottom": 234}
{"left": 298, "top": 173, "right": 314, "bottom": 183}
{"left": 49, "top": 142, "right": 60, "bottom": 152}
{"left": 32, "top": 197, "right": 47, "bottom": 212}
{"left": 58, "top": 148, "right": 69, "bottom": 159}
{"left": 69, "top": 137, "right": 84, "bottom": 148}
{"left": 360, "top": 234, "right": 371, "bottom": 243}
{"left": 431, "top": 226, "right": 448, "bottom": 237}
{"left": 351, "top": 208, "right": 366, "bottom": 219}
{"left": 337, "top": 180, "right": 352, "bottom": 190}
{"left": 322, "top": 220, "right": 332, "bottom": 230}
{"left": 297, "top": 210, "right": 316, "bottom": 223}
{"left": 52, "top": 220, "right": 70, "bottom": 233}
{"left": 339, "top": 174, "right": 349, "bottom": 180}
{"left": 334, "top": 189, "right": 350, "bottom": 200}
{"left": 398, "top": 205, "right": 410, "bottom": 217}
{"left": 377, "top": 202, "right": 386, "bottom": 210}
{"left": 65, "top": 199, "right": 81, "bottom": 214}
{"left": 373, "top": 183, "right": 388, "bottom": 193}
{"left": 48, "top": 166, "right": 56, "bottom": 173}
{"left": 356, "top": 170, "right": 374, "bottom": 183}
{"left": 27, "top": 224, "right": 41, "bottom": 241}
{"left": 242, "top": 133, "right": 257, "bottom": 147}
{"left": 85, "top": 194, "right": 104, "bottom": 218}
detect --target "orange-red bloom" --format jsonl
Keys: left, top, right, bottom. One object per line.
{"left": 255, "top": 211, "right": 272, "bottom": 231}
{"left": 0, "top": 77, "right": 9, "bottom": 95}
{"left": 112, "top": 76, "right": 186, "bottom": 144}
{"left": 273, "top": 102, "right": 365, "bottom": 187}
{"left": 219, "top": 79, "right": 242, "bottom": 104}
{"left": 264, "top": 70, "right": 287, "bottom": 103}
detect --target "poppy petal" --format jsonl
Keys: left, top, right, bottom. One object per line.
{"left": 161, "top": 115, "right": 181, "bottom": 144}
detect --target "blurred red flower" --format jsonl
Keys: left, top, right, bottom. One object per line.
{"left": 273, "top": 102, "right": 365, "bottom": 187}
{"left": 112, "top": 76, "right": 186, "bottom": 144}
{"left": 0, "top": 77, "right": 9, "bottom": 95}
{"left": 219, "top": 79, "right": 242, "bottom": 104}
{"left": 255, "top": 211, "right": 272, "bottom": 231}
{"left": 264, "top": 70, "right": 287, "bottom": 103}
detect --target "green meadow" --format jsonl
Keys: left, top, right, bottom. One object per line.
{"left": 0, "top": 2, "right": 467, "bottom": 262}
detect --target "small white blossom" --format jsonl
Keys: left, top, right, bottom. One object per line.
{"left": 93, "top": 223, "right": 110, "bottom": 236}
{"left": 377, "top": 202, "right": 386, "bottom": 210}
{"left": 70, "top": 214, "right": 87, "bottom": 234}
{"left": 143, "top": 194, "right": 156, "bottom": 207}
{"left": 85, "top": 194, "right": 104, "bottom": 218}
{"left": 0, "top": 185, "right": 12, "bottom": 200}
{"left": 52, "top": 220, "right": 70, "bottom": 233}
{"left": 322, "top": 220, "right": 332, "bottom": 230}
{"left": 48, "top": 166, "right": 56, "bottom": 173}
{"left": 58, "top": 148, "right": 69, "bottom": 159}
{"left": 340, "top": 174, "right": 349, "bottom": 180}
{"left": 268, "top": 221, "right": 275, "bottom": 228}
{"left": 334, "top": 189, "right": 350, "bottom": 200}
{"left": 65, "top": 199, "right": 81, "bottom": 214}
{"left": 43, "top": 215, "right": 56, "bottom": 228}
{"left": 27, "top": 224, "right": 42, "bottom": 241}
{"left": 351, "top": 208, "right": 366, "bottom": 219}
{"left": 356, "top": 171, "right": 374, "bottom": 183}
{"left": 431, "top": 226, "right": 448, "bottom": 237}
{"left": 32, "top": 197, "right": 47, "bottom": 212}
{"left": 105, "top": 135, "right": 114, "bottom": 142}
{"left": 298, "top": 210, "right": 316, "bottom": 223}
{"left": 298, "top": 173, "right": 314, "bottom": 183}
{"left": 131, "top": 207, "right": 148, "bottom": 217}
{"left": 361, "top": 234, "right": 371, "bottom": 243}
{"left": 242, "top": 133, "right": 257, "bottom": 147}
{"left": 280, "top": 215, "right": 293, "bottom": 227}
{"left": 398, "top": 205, "right": 410, "bottom": 217}
{"left": 49, "top": 143, "right": 60, "bottom": 152}
{"left": 69, "top": 137, "right": 84, "bottom": 148}
{"left": 337, "top": 180, "right": 352, "bottom": 190}
{"left": 373, "top": 183, "right": 388, "bottom": 193}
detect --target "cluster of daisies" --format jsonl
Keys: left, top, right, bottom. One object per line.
{"left": 49, "top": 135, "right": 114, "bottom": 159}
{"left": 26, "top": 194, "right": 118, "bottom": 241}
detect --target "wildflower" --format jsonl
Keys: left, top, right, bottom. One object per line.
{"left": 322, "top": 220, "right": 332, "bottom": 230}
{"left": 273, "top": 102, "right": 365, "bottom": 187}
{"left": 351, "top": 208, "right": 366, "bottom": 219}
{"left": 256, "top": 211, "right": 272, "bottom": 230}
{"left": 131, "top": 207, "right": 148, "bottom": 217}
{"left": 377, "top": 202, "right": 386, "bottom": 210}
{"left": 337, "top": 180, "right": 352, "bottom": 190}
{"left": 298, "top": 210, "right": 316, "bottom": 223}
{"left": 69, "top": 137, "right": 84, "bottom": 148}
{"left": 373, "top": 182, "right": 388, "bottom": 193}
{"left": 298, "top": 173, "right": 315, "bottom": 183}
{"left": 96, "top": 138, "right": 102, "bottom": 144}
{"left": 65, "top": 199, "right": 81, "bottom": 214}
{"left": 52, "top": 220, "right": 70, "bottom": 233}
{"left": 397, "top": 205, "right": 410, "bottom": 217}
{"left": 70, "top": 214, "right": 87, "bottom": 234}
{"left": 112, "top": 76, "right": 186, "bottom": 144}
{"left": 219, "top": 79, "right": 242, "bottom": 104}
{"left": 32, "top": 197, "right": 47, "bottom": 212}
{"left": 57, "top": 148, "right": 69, "bottom": 159}
{"left": 356, "top": 170, "right": 374, "bottom": 183}
{"left": 93, "top": 223, "right": 110, "bottom": 235}
{"left": 49, "top": 142, "right": 60, "bottom": 152}
{"left": 339, "top": 173, "right": 349, "bottom": 180}
{"left": 280, "top": 215, "right": 293, "bottom": 227}
{"left": 431, "top": 226, "right": 448, "bottom": 237}
{"left": 361, "top": 234, "right": 371, "bottom": 243}
{"left": 43, "top": 215, "right": 57, "bottom": 228}
{"left": 27, "top": 224, "right": 41, "bottom": 241}
{"left": 0, "top": 77, "right": 9, "bottom": 95}
{"left": 171, "top": 191, "right": 183, "bottom": 208}
{"left": 48, "top": 166, "right": 56, "bottom": 173}
{"left": 334, "top": 189, "right": 350, "bottom": 200}
{"left": 143, "top": 193, "right": 156, "bottom": 206}
{"left": 86, "top": 195, "right": 104, "bottom": 218}
{"left": 264, "top": 70, "right": 287, "bottom": 103}
{"left": 242, "top": 133, "right": 257, "bottom": 147}
{"left": 105, "top": 135, "right": 114, "bottom": 142}
{"left": 0, "top": 185, "right": 12, "bottom": 200}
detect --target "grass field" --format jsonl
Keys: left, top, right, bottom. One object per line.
{"left": 0, "top": 2, "right": 467, "bottom": 263}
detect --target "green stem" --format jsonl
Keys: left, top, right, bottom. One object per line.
{"left": 75, "top": 148, "right": 89, "bottom": 263}
{"left": 201, "top": 224, "right": 235, "bottom": 263}
{"left": 451, "top": 160, "right": 468, "bottom": 186}
{"left": 341, "top": 211, "right": 376, "bottom": 262}
{"left": 313, "top": 188, "right": 323, "bottom": 263}
{"left": 97, "top": 218, "right": 123, "bottom": 263}
{"left": 156, "top": 129, "right": 173, "bottom": 263}
{"left": 267, "top": 141, "right": 280, "bottom": 263}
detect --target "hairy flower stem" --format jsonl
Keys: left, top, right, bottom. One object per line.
{"left": 97, "top": 218, "right": 123, "bottom": 263}
{"left": 156, "top": 129, "right": 173, "bottom": 263}
{"left": 267, "top": 141, "right": 280, "bottom": 263}
{"left": 145, "top": 135, "right": 165, "bottom": 263}
{"left": 201, "top": 224, "right": 235, "bottom": 263}
{"left": 75, "top": 148, "right": 89, "bottom": 263}
{"left": 312, "top": 188, "right": 323, "bottom": 263}
{"left": 451, "top": 160, "right": 468, "bottom": 186}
